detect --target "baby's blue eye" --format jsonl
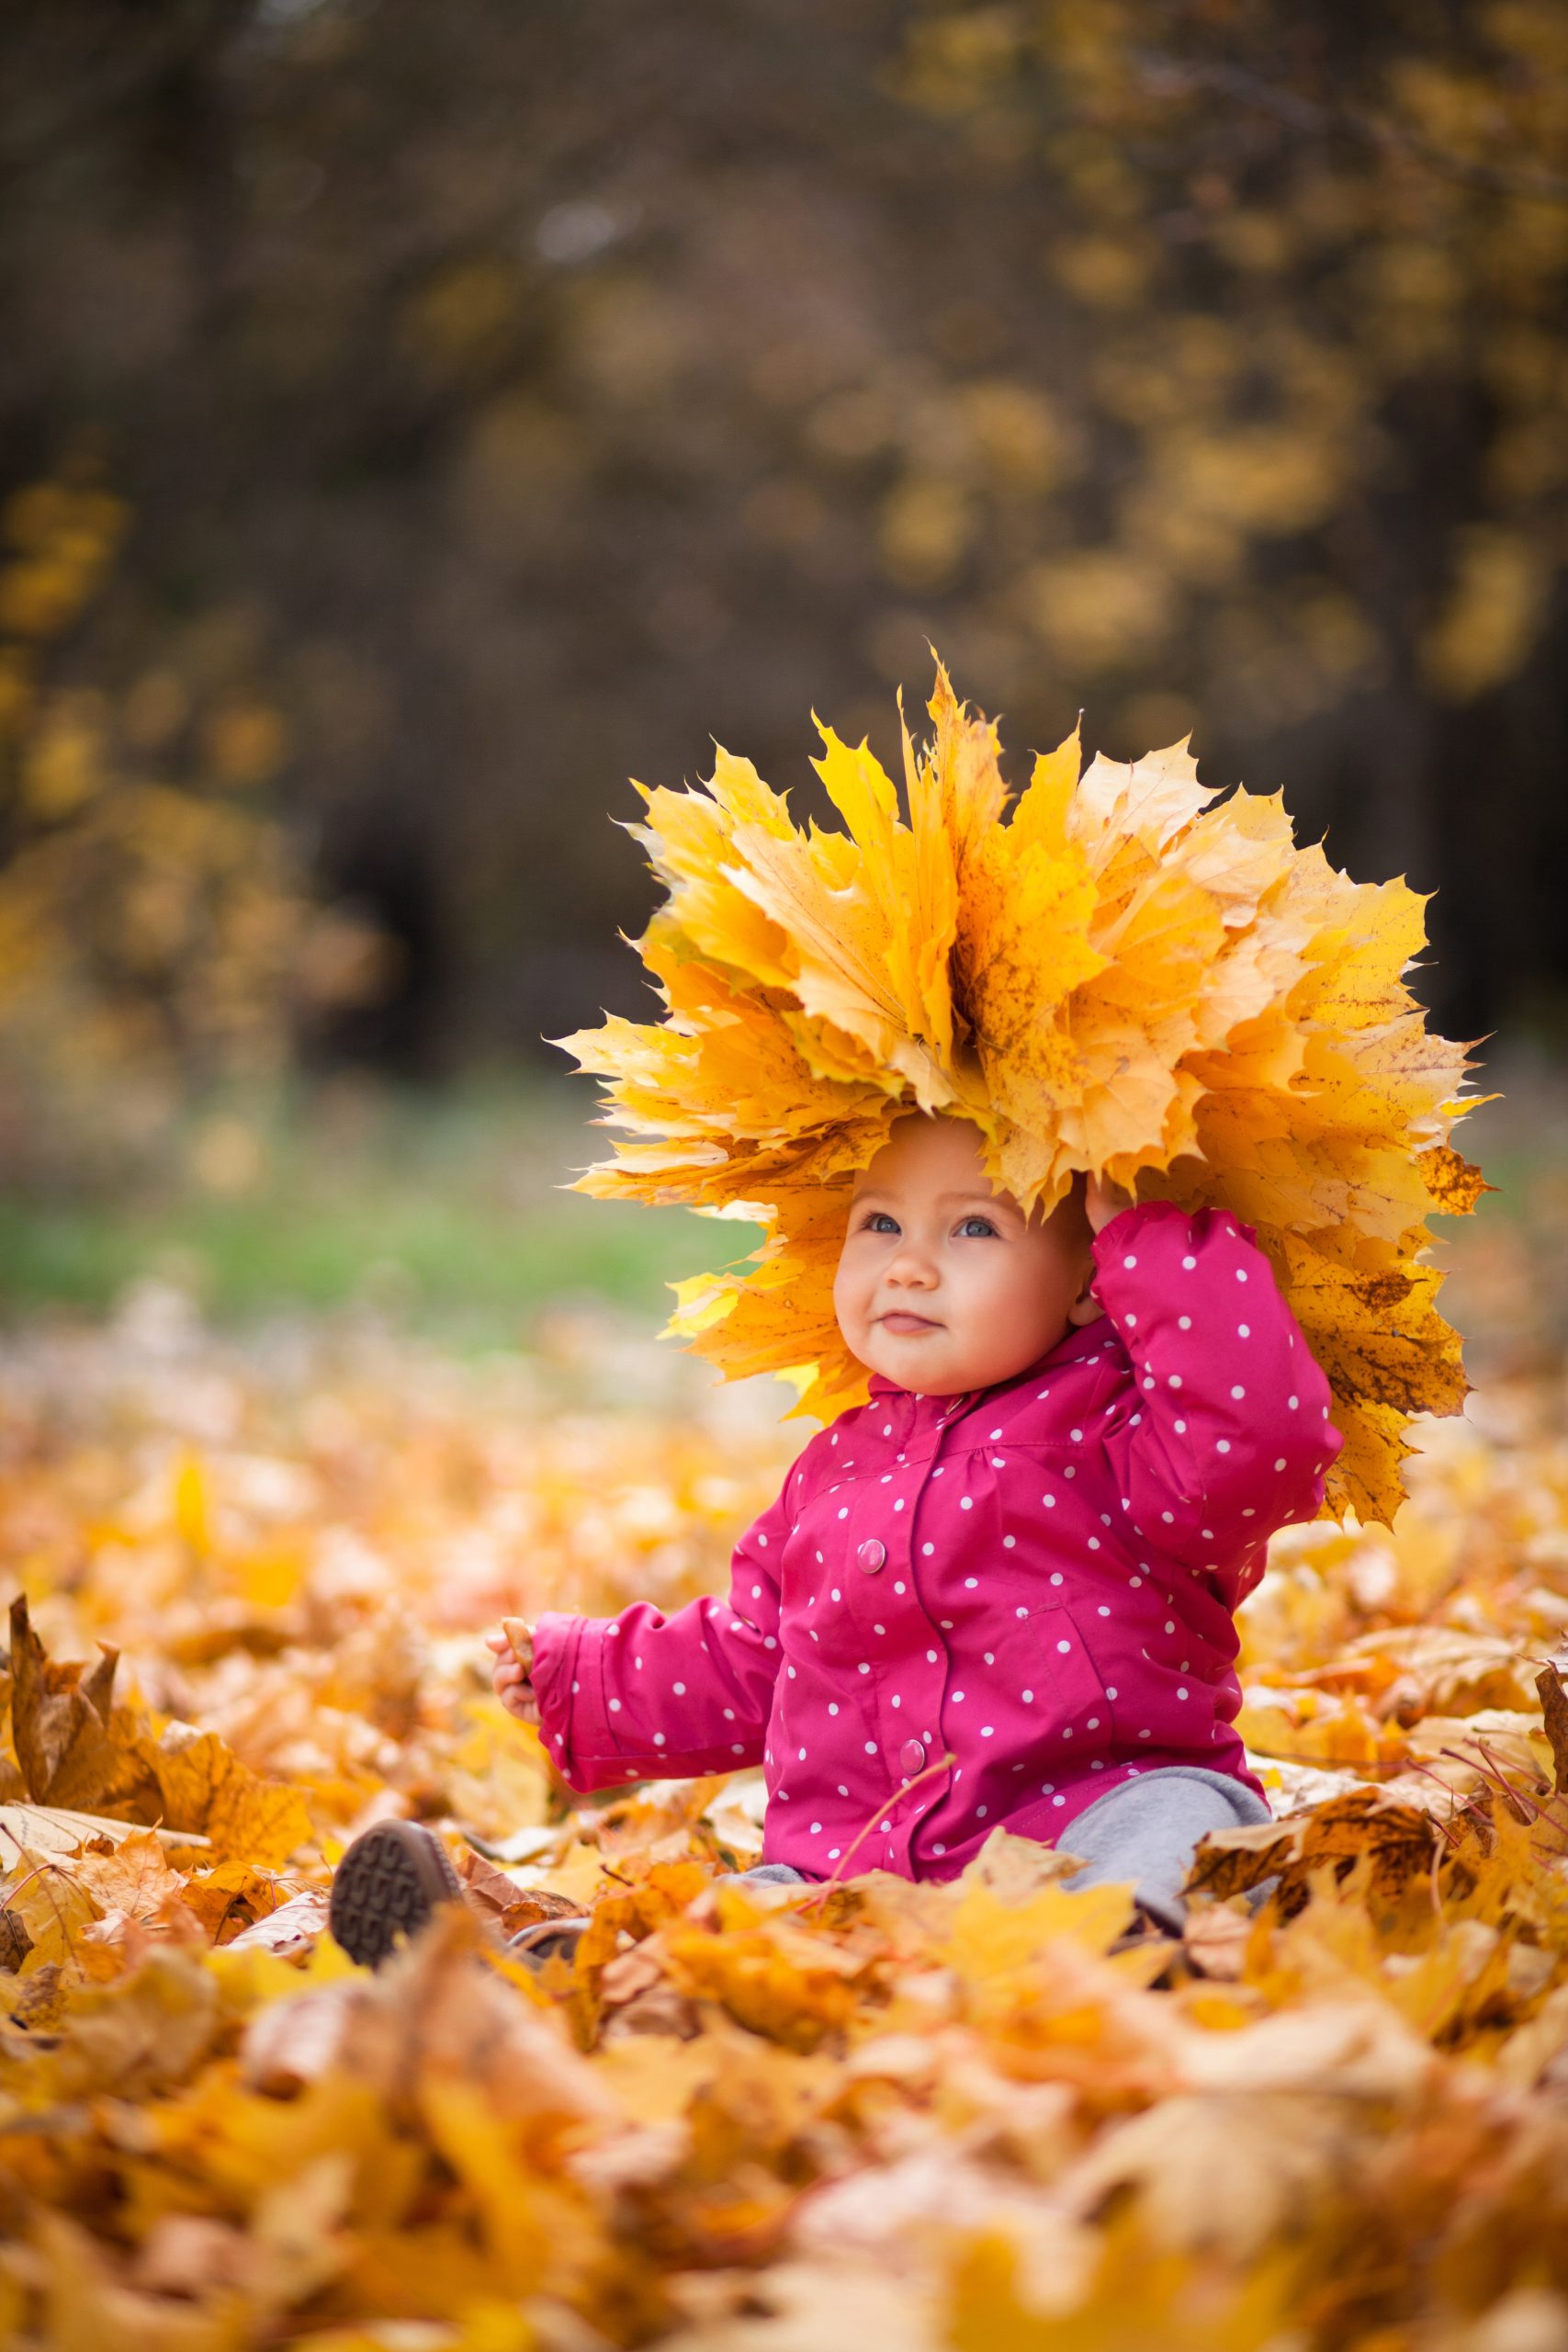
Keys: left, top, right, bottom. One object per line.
{"left": 864, "top": 1211, "right": 898, "bottom": 1233}
{"left": 958, "top": 1215, "right": 997, "bottom": 1237}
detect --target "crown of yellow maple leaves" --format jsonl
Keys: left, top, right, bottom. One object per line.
{"left": 551, "top": 662, "right": 1484, "bottom": 1526}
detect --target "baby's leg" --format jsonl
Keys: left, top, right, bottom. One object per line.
{"left": 1056, "top": 1766, "right": 1273, "bottom": 1933}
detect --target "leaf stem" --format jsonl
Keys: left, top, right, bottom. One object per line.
{"left": 802, "top": 1751, "right": 957, "bottom": 1912}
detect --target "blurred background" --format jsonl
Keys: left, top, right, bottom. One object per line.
{"left": 1, "top": 0, "right": 1565, "bottom": 1374}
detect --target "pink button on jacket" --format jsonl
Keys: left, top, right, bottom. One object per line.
{"left": 531, "top": 1204, "right": 1341, "bottom": 1881}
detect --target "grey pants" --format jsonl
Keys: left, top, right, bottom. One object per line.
{"left": 1053, "top": 1764, "right": 1272, "bottom": 1931}
{"left": 742, "top": 1766, "right": 1271, "bottom": 1932}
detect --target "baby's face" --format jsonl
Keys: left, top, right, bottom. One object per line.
{"left": 832, "top": 1112, "right": 1097, "bottom": 1397}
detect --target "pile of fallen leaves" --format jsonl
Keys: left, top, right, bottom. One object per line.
{"left": 5, "top": 1279, "right": 1568, "bottom": 2349}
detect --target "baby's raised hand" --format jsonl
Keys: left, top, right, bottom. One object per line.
{"left": 484, "top": 1618, "right": 540, "bottom": 1724}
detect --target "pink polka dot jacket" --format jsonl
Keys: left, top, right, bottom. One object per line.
{"left": 531, "top": 1203, "right": 1342, "bottom": 1881}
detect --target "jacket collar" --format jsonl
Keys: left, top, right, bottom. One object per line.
{"left": 866, "top": 1368, "right": 974, "bottom": 1406}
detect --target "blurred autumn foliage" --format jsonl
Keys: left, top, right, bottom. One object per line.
{"left": 2, "top": 0, "right": 1566, "bottom": 1125}
{"left": 0, "top": 477, "right": 390, "bottom": 1184}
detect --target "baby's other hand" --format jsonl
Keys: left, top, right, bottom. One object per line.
{"left": 484, "top": 1619, "right": 540, "bottom": 1724}
{"left": 1085, "top": 1175, "right": 1134, "bottom": 1235}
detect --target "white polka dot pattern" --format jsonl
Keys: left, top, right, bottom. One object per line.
{"left": 524, "top": 1200, "right": 1339, "bottom": 1886}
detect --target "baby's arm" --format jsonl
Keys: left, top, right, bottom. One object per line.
{"left": 502, "top": 1467, "right": 796, "bottom": 1793}
{"left": 1090, "top": 1198, "right": 1340, "bottom": 1601}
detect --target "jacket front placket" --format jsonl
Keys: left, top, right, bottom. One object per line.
{"left": 820, "top": 1383, "right": 975, "bottom": 1875}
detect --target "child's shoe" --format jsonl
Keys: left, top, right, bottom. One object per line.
{"left": 329, "top": 1820, "right": 466, "bottom": 1968}
{"left": 506, "top": 1915, "right": 592, "bottom": 1966}
{"left": 328, "top": 1819, "right": 592, "bottom": 1973}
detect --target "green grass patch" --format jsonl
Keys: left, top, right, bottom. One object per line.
{"left": 0, "top": 1076, "right": 762, "bottom": 1347}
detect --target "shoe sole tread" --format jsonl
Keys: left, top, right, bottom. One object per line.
{"left": 329, "top": 1823, "right": 463, "bottom": 1969}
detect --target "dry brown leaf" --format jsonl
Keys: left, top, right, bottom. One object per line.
{"left": 1536, "top": 1664, "right": 1568, "bottom": 1795}
{"left": 177, "top": 1857, "right": 290, "bottom": 1943}
{"left": 0, "top": 1801, "right": 209, "bottom": 1872}
{"left": 453, "top": 1842, "right": 587, "bottom": 1938}
{"left": 1185, "top": 1789, "right": 1445, "bottom": 1911}
{"left": 6, "top": 1596, "right": 157, "bottom": 1816}
{"left": 0, "top": 1906, "right": 33, "bottom": 1973}
{"left": 223, "top": 1885, "right": 330, "bottom": 1960}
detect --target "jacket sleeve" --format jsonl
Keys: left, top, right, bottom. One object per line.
{"left": 529, "top": 1459, "right": 797, "bottom": 1793}
{"left": 1090, "top": 1200, "right": 1341, "bottom": 1606}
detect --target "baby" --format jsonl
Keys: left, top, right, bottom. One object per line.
{"left": 329, "top": 1104, "right": 1340, "bottom": 1968}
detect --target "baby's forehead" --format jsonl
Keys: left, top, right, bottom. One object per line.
{"left": 857, "top": 1121, "right": 987, "bottom": 1181}
{"left": 848, "top": 1167, "right": 1020, "bottom": 1213}
{"left": 848, "top": 1114, "right": 1048, "bottom": 1218}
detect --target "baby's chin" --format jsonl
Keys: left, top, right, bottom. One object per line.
{"left": 851, "top": 1323, "right": 1062, "bottom": 1396}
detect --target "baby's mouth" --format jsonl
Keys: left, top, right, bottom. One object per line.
{"left": 878, "top": 1310, "right": 942, "bottom": 1333}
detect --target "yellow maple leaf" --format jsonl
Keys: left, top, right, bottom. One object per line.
{"left": 140, "top": 1730, "right": 311, "bottom": 1869}
{"left": 550, "top": 657, "right": 1483, "bottom": 1521}
{"left": 2, "top": 1846, "right": 101, "bottom": 1978}
{"left": 660, "top": 1903, "right": 875, "bottom": 2052}
{"left": 68, "top": 1828, "right": 186, "bottom": 1923}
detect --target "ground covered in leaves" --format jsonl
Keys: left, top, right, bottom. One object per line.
{"left": 5, "top": 1277, "right": 1568, "bottom": 2350}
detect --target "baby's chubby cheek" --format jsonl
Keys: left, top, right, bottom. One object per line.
{"left": 831, "top": 1257, "right": 870, "bottom": 1346}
